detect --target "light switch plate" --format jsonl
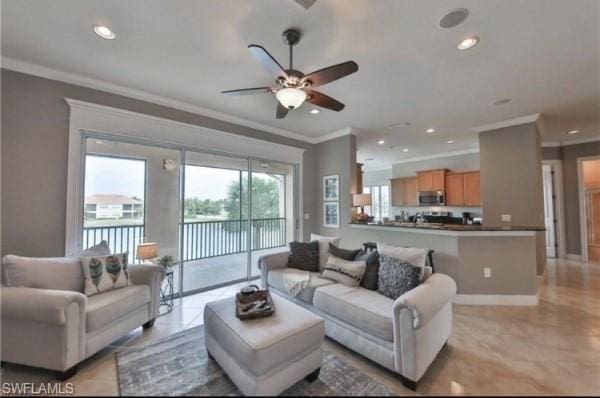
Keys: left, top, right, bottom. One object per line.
{"left": 484, "top": 267, "right": 492, "bottom": 278}
{"left": 501, "top": 214, "right": 511, "bottom": 222}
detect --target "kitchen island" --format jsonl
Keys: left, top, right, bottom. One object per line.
{"left": 349, "top": 222, "right": 543, "bottom": 305}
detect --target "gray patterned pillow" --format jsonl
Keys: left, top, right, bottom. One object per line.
{"left": 377, "top": 254, "right": 421, "bottom": 300}
{"left": 287, "top": 241, "right": 320, "bottom": 272}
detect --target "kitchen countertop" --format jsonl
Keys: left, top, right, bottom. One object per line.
{"left": 349, "top": 222, "right": 545, "bottom": 236}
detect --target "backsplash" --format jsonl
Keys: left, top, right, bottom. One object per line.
{"left": 390, "top": 206, "right": 482, "bottom": 219}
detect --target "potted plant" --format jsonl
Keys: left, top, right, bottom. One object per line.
{"left": 156, "top": 255, "right": 175, "bottom": 269}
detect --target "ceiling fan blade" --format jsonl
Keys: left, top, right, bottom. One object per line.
{"left": 276, "top": 103, "right": 289, "bottom": 119}
{"left": 306, "top": 90, "right": 345, "bottom": 111}
{"left": 222, "top": 87, "right": 273, "bottom": 95}
{"left": 248, "top": 45, "right": 287, "bottom": 77}
{"left": 302, "top": 61, "right": 358, "bottom": 87}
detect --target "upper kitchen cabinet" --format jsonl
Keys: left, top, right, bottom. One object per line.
{"left": 391, "top": 177, "right": 418, "bottom": 206}
{"left": 417, "top": 169, "right": 446, "bottom": 192}
{"left": 444, "top": 171, "right": 481, "bottom": 206}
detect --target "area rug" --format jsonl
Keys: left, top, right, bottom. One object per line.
{"left": 116, "top": 326, "right": 394, "bottom": 396}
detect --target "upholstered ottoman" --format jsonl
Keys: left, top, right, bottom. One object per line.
{"left": 204, "top": 294, "right": 324, "bottom": 396}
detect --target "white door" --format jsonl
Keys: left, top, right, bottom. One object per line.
{"left": 542, "top": 165, "right": 557, "bottom": 258}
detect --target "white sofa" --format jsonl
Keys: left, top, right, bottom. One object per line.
{"left": 0, "top": 255, "right": 165, "bottom": 379}
{"left": 259, "top": 251, "right": 457, "bottom": 390}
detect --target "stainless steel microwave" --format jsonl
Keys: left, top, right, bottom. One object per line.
{"left": 418, "top": 191, "right": 445, "bottom": 206}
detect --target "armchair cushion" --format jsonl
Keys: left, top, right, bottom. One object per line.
{"left": 86, "top": 285, "right": 150, "bottom": 333}
{"left": 2, "top": 255, "right": 84, "bottom": 292}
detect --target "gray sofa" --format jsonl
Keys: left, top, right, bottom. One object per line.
{"left": 0, "top": 255, "right": 165, "bottom": 379}
{"left": 259, "top": 250, "right": 457, "bottom": 390}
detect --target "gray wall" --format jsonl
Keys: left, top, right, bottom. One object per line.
{"left": 1, "top": 69, "right": 314, "bottom": 256}
{"left": 392, "top": 152, "right": 480, "bottom": 177}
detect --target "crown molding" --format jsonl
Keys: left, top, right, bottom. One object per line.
{"left": 313, "top": 127, "right": 356, "bottom": 143}
{"left": 542, "top": 137, "right": 600, "bottom": 147}
{"left": 473, "top": 113, "right": 541, "bottom": 133}
{"left": 2, "top": 56, "right": 317, "bottom": 144}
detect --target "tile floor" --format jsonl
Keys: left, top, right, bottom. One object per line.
{"left": 1, "top": 258, "right": 599, "bottom": 396}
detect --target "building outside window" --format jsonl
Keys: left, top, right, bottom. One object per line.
{"left": 362, "top": 184, "right": 390, "bottom": 222}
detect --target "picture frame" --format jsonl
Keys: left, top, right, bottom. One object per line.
{"left": 323, "top": 202, "right": 340, "bottom": 228}
{"left": 323, "top": 175, "right": 340, "bottom": 201}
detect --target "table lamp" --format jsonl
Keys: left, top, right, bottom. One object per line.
{"left": 137, "top": 242, "right": 158, "bottom": 263}
{"left": 352, "top": 193, "right": 372, "bottom": 223}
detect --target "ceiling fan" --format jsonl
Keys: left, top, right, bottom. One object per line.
{"left": 222, "top": 29, "right": 358, "bottom": 119}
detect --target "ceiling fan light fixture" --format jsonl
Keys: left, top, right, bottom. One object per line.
{"left": 276, "top": 88, "right": 307, "bottom": 109}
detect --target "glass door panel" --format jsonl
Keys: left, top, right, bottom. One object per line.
{"left": 249, "top": 159, "right": 296, "bottom": 278}
{"left": 84, "top": 138, "right": 182, "bottom": 293}
{"left": 182, "top": 151, "right": 249, "bottom": 293}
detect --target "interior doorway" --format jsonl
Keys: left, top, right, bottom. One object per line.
{"left": 581, "top": 158, "right": 600, "bottom": 263}
{"left": 542, "top": 164, "right": 557, "bottom": 258}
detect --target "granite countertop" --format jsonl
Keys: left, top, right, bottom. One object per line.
{"left": 350, "top": 222, "right": 545, "bottom": 232}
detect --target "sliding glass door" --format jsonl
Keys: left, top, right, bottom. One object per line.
{"left": 81, "top": 134, "right": 297, "bottom": 297}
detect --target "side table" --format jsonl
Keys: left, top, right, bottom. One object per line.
{"left": 160, "top": 267, "right": 175, "bottom": 314}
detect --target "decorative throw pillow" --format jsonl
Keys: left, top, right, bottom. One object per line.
{"left": 321, "top": 255, "right": 366, "bottom": 288}
{"left": 377, "top": 254, "right": 421, "bottom": 300}
{"left": 328, "top": 243, "right": 361, "bottom": 261}
{"left": 310, "top": 233, "right": 341, "bottom": 270}
{"left": 80, "top": 240, "right": 111, "bottom": 257}
{"left": 377, "top": 243, "right": 428, "bottom": 281}
{"left": 80, "top": 253, "right": 131, "bottom": 296}
{"left": 354, "top": 250, "right": 380, "bottom": 291}
{"left": 287, "top": 241, "right": 320, "bottom": 272}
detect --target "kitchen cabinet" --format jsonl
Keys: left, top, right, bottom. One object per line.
{"left": 391, "top": 177, "right": 418, "bottom": 206}
{"left": 417, "top": 169, "right": 446, "bottom": 192}
{"left": 444, "top": 171, "right": 481, "bottom": 206}
{"left": 464, "top": 171, "right": 481, "bottom": 206}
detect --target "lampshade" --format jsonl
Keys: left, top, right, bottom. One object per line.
{"left": 136, "top": 242, "right": 158, "bottom": 260}
{"left": 276, "top": 88, "right": 307, "bottom": 109}
{"left": 352, "top": 193, "right": 372, "bottom": 207}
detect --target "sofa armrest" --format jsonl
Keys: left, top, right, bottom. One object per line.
{"left": 258, "top": 251, "right": 289, "bottom": 289}
{"left": 1, "top": 286, "right": 86, "bottom": 325}
{"left": 1, "top": 287, "right": 87, "bottom": 370}
{"left": 129, "top": 264, "right": 165, "bottom": 320}
{"left": 393, "top": 273, "right": 457, "bottom": 329}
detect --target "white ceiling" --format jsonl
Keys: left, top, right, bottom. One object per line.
{"left": 2, "top": 0, "right": 599, "bottom": 170}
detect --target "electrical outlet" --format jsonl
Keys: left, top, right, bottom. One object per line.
{"left": 484, "top": 267, "right": 492, "bottom": 278}
{"left": 501, "top": 214, "right": 511, "bottom": 222}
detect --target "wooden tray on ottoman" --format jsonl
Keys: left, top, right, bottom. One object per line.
{"left": 235, "top": 290, "right": 275, "bottom": 320}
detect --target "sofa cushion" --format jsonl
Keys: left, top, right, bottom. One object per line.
{"left": 377, "top": 254, "right": 422, "bottom": 300}
{"left": 310, "top": 234, "right": 341, "bottom": 271}
{"left": 80, "top": 240, "right": 111, "bottom": 257}
{"left": 2, "top": 255, "right": 84, "bottom": 292}
{"left": 377, "top": 243, "right": 428, "bottom": 281}
{"left": 328, "top": 243, "right": 361, "bottom": 261}
{"left": 287, "top": 241, "right": 319, "bottom": 272}
{"left": 80, "top": 253, "right": 131, "bottom": 296}
{"left": 354, "top": 250, "right": 380, "bottom": 291}
{"left": 321, "top": 255, "right": 366, "bottom": 287}
{"left": 86, "top": 284, "right": 150, "bottom": 333}
{"left": 204, "top": 295, "right": 324, "bottom": 377}
{"left": 268, "top": 269, "right": 335, "bottom": 304}
{"left": 313, "top": 284, "right": 394, "bottom": 341}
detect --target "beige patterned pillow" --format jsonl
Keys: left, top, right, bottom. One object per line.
{"left": 80, "top": 253, "right": 131, "bottom": 296}
{"left": 321, "top": 255, "right": 366, "bottom": 288}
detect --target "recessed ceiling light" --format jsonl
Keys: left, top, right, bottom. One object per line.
{"left": 567, "top": 130, "right": 579, "bottom": 135}
{"left": 402, "top": 148, "right": 409, "bottom": 152}
{"left": 93, "top": 25, "right": 116, "bottom": 40}
{"left": 492, "top": 98, "right": 511, "bottom": 106}
{"left": 458, "top": 36, "right": 479, "bottom": 51}
{"left": 438, "top": 8, "right": 470, "bottom": 29}
{"left": 426, "top": 128, "right": 435, "bottom": 133}
{"left": 378, "top": 140, "right": 385, "bottom": 145}
{"left": 309, "top": 108, "right": 320, "bottom": 115}
{"left": 446, "top": 140, "right": 455, "bottom": 144}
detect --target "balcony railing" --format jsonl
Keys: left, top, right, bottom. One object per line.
{"left": 82, "top": 218, "right": 286, "bottom": 263}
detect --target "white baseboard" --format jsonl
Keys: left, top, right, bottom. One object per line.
{"left": 565, "top": 253, "right": 582, "bottom": 261}
{"left": 453, "top": 293, "right": 538, "bottom": 306}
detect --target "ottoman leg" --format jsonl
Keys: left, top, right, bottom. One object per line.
{"left": 305, "top": 367, "right": 321, "bottom": 382}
